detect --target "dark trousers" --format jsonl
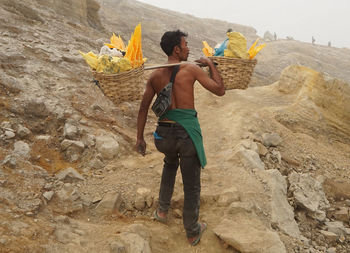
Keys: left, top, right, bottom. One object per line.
{"left": 154, "top": 123, "right": 201, "bottom": 238}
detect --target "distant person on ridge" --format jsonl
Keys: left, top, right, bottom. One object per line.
{"left": 312, "top": 36, "right": 316, "bottom": 45}
{"left": 135, "top": 30, "right": 224, "bottom": 246}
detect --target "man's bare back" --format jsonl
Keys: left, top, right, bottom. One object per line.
{"left": 149, "top": 64, "right": 198, "bottom": 109}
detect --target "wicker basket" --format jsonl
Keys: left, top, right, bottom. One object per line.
{"left": 209, "top": 56, "right": 257, "bottom": 90}
{"left": 92, "top": 65, "right": 144, "bottom": 104}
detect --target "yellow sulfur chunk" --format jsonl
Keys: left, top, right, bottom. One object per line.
{"left": 87, "top": 51, "right": 98, "bottom": 58}
{"left": 80, "top": 49, "right": 132, "bottom": 74}
{"left": 202, "top": 48, "right": 210, "bottom": 57}
{"left": 115, "top": 58, "right": 132, "bottom": 72}
{"left": 248, "top": 43, "right": 266, "bottom": 59}
{"left": 111, "top": 57, "right": 121, "bottom": 74}
{"left": 109, "top": 60, "right": 120, "bottom": 74}
{"left": 96, "top": 55, "right": 110, "bottom": 73}
{"left": 79, "top": 51, "right": 98, "bottom": 70}
{"left": 112, "top": 34, "right": 125, "bottom": 51}
{"left": 124, "top": 23, "right": 144, "bottom": 68}
{"left": 118, "top": 35, "right": 126, "bottom": 51}
{"left": 202, "top": 41, "right": 214, "bottom": 56}
{"left": 105, "top": 33, "right": 126, "bottom": 51}
{"left": 247, "top": 38, "right": 266, "bottom": 59}
{"left": 248, "top": 38, "right": 260, "bottom": 54}
{"left": 110, "top": 33, "right": 119, "bottom": 47}
{"left": 133, "top": 24, "right": 141, "bottom": 63}
{"left": 104, "top": 43, "right": 115, "bottom": 49}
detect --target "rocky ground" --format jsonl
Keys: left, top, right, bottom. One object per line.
{"left": 1, "top": 0, "right": 350, "bottom": 253}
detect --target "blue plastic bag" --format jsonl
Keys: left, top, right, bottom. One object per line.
{"left": 153, "top": 131, "right": 163, "bottom": 140}
{"left": 214, "top": 38, "right": 229, "bottom": 56}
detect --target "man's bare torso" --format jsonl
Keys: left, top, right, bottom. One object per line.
{"left": 150, "top": 64, "right": 196, "bottom": 109}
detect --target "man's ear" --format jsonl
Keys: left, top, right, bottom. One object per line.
{"left": 174, "top": 45, "right": 181, "bottom": 54}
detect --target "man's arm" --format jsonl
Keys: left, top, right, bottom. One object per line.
{"left": 136, "top": 78, "right": 156, "bottom": 156}
{"left": 194, "top": 57, "right": 225, "bottom": 96}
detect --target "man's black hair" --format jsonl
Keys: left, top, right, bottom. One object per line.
{"left": 160, "top": 30, "right": 188, "bottom": 56}
{"left": 227, "top": 28, "right": 233, "bottom": 33}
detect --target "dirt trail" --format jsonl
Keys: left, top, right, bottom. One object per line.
{"left": 196, "top": 84, "right": 294, "bottom": 155}
{"left": 51, "top": 84, "right": 298, "bottom": 253}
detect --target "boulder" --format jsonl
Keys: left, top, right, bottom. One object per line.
{"left": 263, "top": 31, "right": 274, "bottom": 41}
{"left": 63, "top": 122, "right": 79, "bottom": 140}
{"left": 262, "top": 133, "right": 282, "bottom": 147}
{"left": 54, "top": 183, "right": 84, "bottom": 214}
{"left": 258, "top": 169, "right": 300, "bottom": 238}
{"left": 288, "top": 172, "right": 330, "bottom": 221}
{"left": 231, "top": 142, "right": 265, "bottom": 170}
{"left": 332, "top": 207, "right": 349, "bottom": 223}
{"left": 214, "top": 218, "right": 286, "bottom": 253}
{"left": 95, "top": 191, "right": 122, "bottom": 214}
{"left": 56, "top": 167, "right": 84, "bottom": 182}
{"left": 16, "top": 125, "right": 31, "bottom": 138}
{"left": 13, "top": 141, "right": 30, "bottom": 158}
{"left": 4, "top": 130, "right": 15, "bottom": 139}
{"left": 2, "top": 155, "right": 17, "bottom": 168}
{"left": 24, "top": 99, "right": 49, "bottom": 118}
{"left": 116, "top": 232, "right": 151, "bottom": 253}
{"left": 95, "top": 134, "right": 119, "bottom": 160}
{"left": 61, "top": 140, "right": 85, "bottom": 162}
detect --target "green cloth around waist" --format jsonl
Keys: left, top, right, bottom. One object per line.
{"left": 160, "top": 109, "right": 207, "bottom": 168}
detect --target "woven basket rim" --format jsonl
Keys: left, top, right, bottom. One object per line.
{"left": 209, "top": 56, "right": 257, "bottom": 63}
{"left": 92, "top": 65, "right": 144, "bottom": 77}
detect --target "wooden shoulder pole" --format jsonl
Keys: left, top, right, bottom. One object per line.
{"left": 144, "top": 62, "right": 201, "bottom": 70}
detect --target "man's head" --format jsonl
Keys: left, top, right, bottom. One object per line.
{"left": 160, "top": 30, "right": 189, "bottom": 60}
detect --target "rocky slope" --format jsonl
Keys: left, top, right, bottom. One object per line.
{"left": 0, "top": 0, "right": 350, "bottom": 253}
{"left": 96, "top": 0, "right": 350, "bottom": 87}
{"left": 96, "top": 0, "right": 258, "bottom": 62}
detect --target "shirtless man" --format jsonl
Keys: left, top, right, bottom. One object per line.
{"left": 136, "top": 30, "right": 224, "bottom": 246}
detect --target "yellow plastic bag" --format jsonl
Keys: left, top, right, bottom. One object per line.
{"left": 224, "top": 32, "right": 249, "bottom": 59}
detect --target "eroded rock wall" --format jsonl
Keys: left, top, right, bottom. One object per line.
{"left": 33, "top": 0, "right": 103, "bottom": 29}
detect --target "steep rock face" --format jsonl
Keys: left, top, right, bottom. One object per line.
{"left": 274, "top": 65, "right": 350, "bottom": 142}
{"left": 37, "top": 0, "right": 88, "bottom": 22}
{"left": 86, "top": 0, "right": 102, "bottom": 29}
{"left": 34, "top": 0, "right": 103, "bottom": 29}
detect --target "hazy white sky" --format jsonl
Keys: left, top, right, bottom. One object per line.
{"left": 137, "top": 0, "right": 350, "bottom": 48}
